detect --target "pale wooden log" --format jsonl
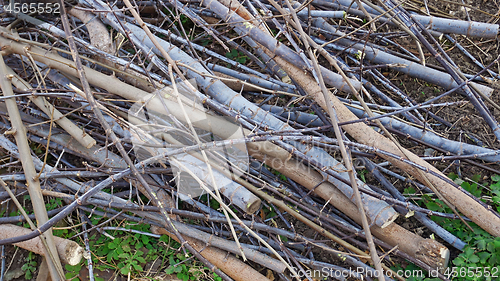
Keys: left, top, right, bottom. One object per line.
{"left": 0, "top": 224, "right": 83, "bottom": 265}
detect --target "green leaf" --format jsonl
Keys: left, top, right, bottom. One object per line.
{"left": 120, "top": 267, "right": 130, "bottom": 275}
{"left": 165, "top": 267, "right": 175, "bottom": 274}
{"left": 491, "top": 174, "right": 500, "bottom": 182}
{"left": 122, "top": 244, "right": 131, "bottom": 252}
{"left": 492, "top": 237, "right": 500, "bottom": 248}
{"left": 461, "top": 181, "right": 471, "bottom": 190}
{"left": 403, "top": 187, "right": 416, "bottom": 194}
{"left": 279, "top": 235, "right": 288, "bottom": 242}
{"left": 225, "top": 49, "right": 237, "bottom": 59}
{"left": 107, "top": 252, "right": 115, "bottom": 262}
{"left": 464, "top": 247, "right": 475, "bottom": 257}
{"left": 469, "top": 254, "right": 480, "bottom": 263}
{"left": 490, "top": 183, "right": 500, "bottom": 195}
{"left": 476, "top": 239, "right": 487, "bottom": 250}
{"left": 425, "top": 201, "right": 444, "bottom": 212}
{"left": 478, "top": 252, "right": 491, "bottom": 263}
{"left": 118, "top": 253, "right": 129, "bottom": 259}
{"left": 213, "top": 272, "right": 222, "bottom": 281}
{"left": 65, "top": 264, "right": 82, "bottom": 272}
{"left": 463, "top": 182, "right": 481, "bottom": 197}
{"left": 488, "top": 253, "right": 500, "bottom": 264}
{"left": 453, "top": 257, "right": 465, "bottom": 266}
{"left": 132, "top": 263, "right": 143, "bottom": 271}
{"left": 358, "top": 169, "right": 368, "bottom": 183}
{"left": 472, "top": 174, "right": 481, "bottom": 182}
{"left": 160, "top": 235, "right": 170, "bottom": 243}
{"left": 178, "top": 272, "right": 189, "bottom": 281}
{"left": 177, "top": 253, "right": 186, "bottom": 261}
{"left": 96, "top": 247, "right": 109, "bottom": 256}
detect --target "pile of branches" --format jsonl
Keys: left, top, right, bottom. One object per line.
{"left": 0, "top": 0, "right": 499, "bottom": 280}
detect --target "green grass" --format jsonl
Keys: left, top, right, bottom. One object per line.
{"left": 400, "top": 173, "right": 500, "bottom": 280}
{"left": 10, "top": 195, "right": 220, "bottom": 280}
{"left": 225, "top": 49, "right": 248, "bottom": 67}
{"left": 57, "top": 218, "right": 223, "bottom": 280}
{"left": 21, "top": 252, "right": 37, "bottom": 280}
{"left": 84, "top": 218, "right": 212, "bottom": 280}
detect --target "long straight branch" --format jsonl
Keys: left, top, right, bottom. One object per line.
{"left": 0, "top": 54, "right": 65, "bottom": 280}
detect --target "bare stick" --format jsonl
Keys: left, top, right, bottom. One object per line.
{"left": 0, "top": 53, "right": 65, "bottom": 280}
